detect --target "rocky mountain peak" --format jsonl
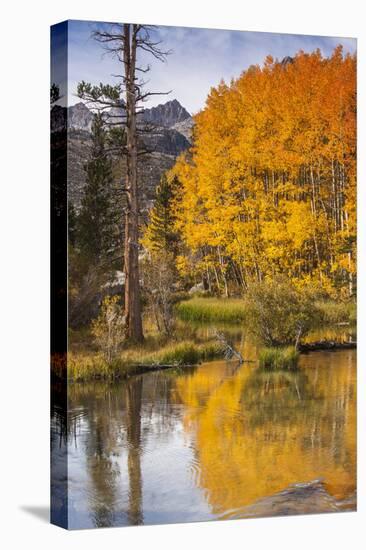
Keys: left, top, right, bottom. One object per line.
{"left": 68, "top": 102, "right": 94, "bottom": 131}
{"left": 54, "top": 99, "right": 193, "bottom": 134}
{"left": 62, "top": 98, "right": 193, "bottom": 213}
{"left": 142, "top": 99, "right": 191, "bottom": 128}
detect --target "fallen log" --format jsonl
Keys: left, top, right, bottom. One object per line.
{"left": 132, "top": 363, "right": 195, "bottom": 375}
{"left": 135, "top": 364, "right": 195, "bottom": 369}
{"left": 299, "top": 340, "right": 356, "bottom": 353}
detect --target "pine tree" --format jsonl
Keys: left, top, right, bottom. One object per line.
{"left": 77, "top": 113, "right": 120, "bottom": 266}
{"left": 78, "top": 25, "right": 171, "bottom": 342}
{"left": 143, "top": 174, "right": 180, "bottom": 255}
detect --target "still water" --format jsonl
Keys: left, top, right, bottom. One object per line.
{"left": 52, "top": 348, "right": 356, "bottom": 529}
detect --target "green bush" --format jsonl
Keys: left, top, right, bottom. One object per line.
{"left": 91, "top": 295, "right": 125, "bottom": 363}
{"left": 244, "top": 278, "right": 319, "bottom": 346}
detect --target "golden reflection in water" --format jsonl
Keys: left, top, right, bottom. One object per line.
{"left": 174, "top": 351, "right": 356, "bottom": 517}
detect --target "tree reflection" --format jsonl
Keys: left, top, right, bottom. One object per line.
{"left": 85, "top": 397, "right": 121, "bottom": 527}
{"left": 67, "top": 373, "right": 187, "bottom": 527}
{"left": 64, "top": 351, "right": 356, "bottom": 526}
{"left": 240, "top": 368, "right": 322, "bottom": 430}
{"left": 51, "top": 382, "right": 68, "bottom": 527}
{"left": 174, "top": 354, "right": 356, "bottom": 515}
{"left": 125, "top": 377, "right": 143, "bottom": 525}
{"left": 77, "top": 378, "right": 144, "bottom": 527}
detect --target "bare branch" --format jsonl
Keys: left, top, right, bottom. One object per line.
{"left": 215, "top": 331, "right": 244, "bottom": 363}
{"left": 137, "top": 90, "right": 172, "bottom": 102}
{"left": 135, "top": 64, "right": 151, "bottom": 73}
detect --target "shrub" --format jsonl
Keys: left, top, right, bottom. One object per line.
{"left": 91, "top": 295, "right": 125, "bottom": 363}
{"left": 244, "top": 278, "right": 319, "bottom": 346}
{"left": 142, "top": 252, "right": 177, "bottom": 336}
{"left": 259, "top": 346, "right": 299, "bottom": 370}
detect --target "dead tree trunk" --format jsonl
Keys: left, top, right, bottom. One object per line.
{"left": 123, "top": 25, "right": 143, "bottom": 342}
{"left": 77, "top": 24, "right": 171, "bottom": 342}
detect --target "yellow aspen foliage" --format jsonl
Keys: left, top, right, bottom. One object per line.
{"left": 171, "top": 47, "right": 356, "bottom": 296}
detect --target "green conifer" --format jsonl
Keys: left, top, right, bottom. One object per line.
{"left": 144, "top": 174, "right": 180, "bottom": 255}
{"left": 77, "top": 113, "right": 120, "bottom": 265}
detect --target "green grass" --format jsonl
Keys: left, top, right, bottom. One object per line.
{"left": 175, "top": 297, "right": 247, "bottom": 323}
{"left": 258, "top": 346, "right": 299, "bottom": 370}
{"left": 175, "top": 296, "right": 356, "bottom": 330}
{"left": 315, "top": 300, "right": 356, "bottom": 325}
{"left": 67, "top": 339, "right": 222, "bottom": 382}
{"left": 141, "top": 341, "right": 221, "bottom": 366}
{"left": 68, "top": 353, "right": 122, "bottom": 381}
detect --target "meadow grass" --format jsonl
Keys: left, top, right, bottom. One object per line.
{"left": 68, "top": 352, "right": 120, "bottom": 381}
{"left": 175, "top": 295, "right": 356, "bottom": 328}
{"left": 139, "top": 340, "right": 221, "bottom": 365}
{"left": 315, "top": 299, "right": 356, "bottom": 325}
{"left": 67, "top": 339, "right": 222, "bottom": 382}
{"left": 66, "top": 296, "right": 355, "bottom": 382}
{"left": 258, "top": 346, "right": 299, "bottom": 370}
{"left": 175, "top": 297, "right": 247, "bottom": 323}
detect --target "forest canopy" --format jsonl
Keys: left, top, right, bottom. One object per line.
{"left": 169, "top": 47, "right": 356, "bottom": 298}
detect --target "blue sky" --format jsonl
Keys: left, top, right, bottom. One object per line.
{"left": 52, "top": 20, "right": 356, "bottom": 114}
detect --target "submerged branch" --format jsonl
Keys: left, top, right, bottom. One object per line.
{"left": 215, "top": 331, "right": 244, "bottom": 364}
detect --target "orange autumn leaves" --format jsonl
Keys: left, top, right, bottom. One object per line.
{"left": 174, "top": 354, "right": 356, "bottom": 515}
{"left": 171, "top": 47, "right": 356, "bottom": 296}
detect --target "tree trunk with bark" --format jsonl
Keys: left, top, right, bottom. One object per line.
{"left": 77, "top": 24, "right": 171, "bottom": 342}
{"left": 123, "top": 25, "right": 143, "bottom": 342}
